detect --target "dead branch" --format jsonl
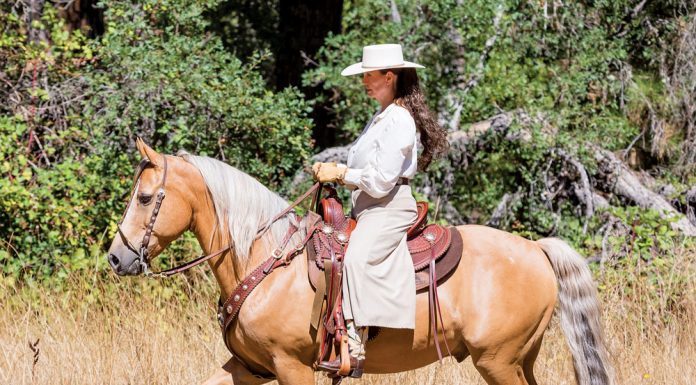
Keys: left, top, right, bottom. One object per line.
{"left": 390, "top": 0, "right": 401, "bottom": 23}
{"left": 686, "top": 186, "right": 696, "bottom": 226}
{"left": 487, "top": 190, "right": 523, "bottom": 228}
{"left": 555, "top": 148, "right": 594, "bottom": 234}
{"left": 591, "top": 144, "right": 696, "bottom": 236}
{"left": 292, "top": 111, "right": 696, "bottom": 236}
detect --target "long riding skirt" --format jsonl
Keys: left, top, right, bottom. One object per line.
{"left": 342, "top": 184, "right": 418, "bottom": 329}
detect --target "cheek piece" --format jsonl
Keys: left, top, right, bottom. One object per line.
{"left": 117, "top": 155, "right": 168, "bottom": 276}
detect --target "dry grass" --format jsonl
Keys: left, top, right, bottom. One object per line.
{"left": 1, "top": 246, "right": 694, "bottom": 385}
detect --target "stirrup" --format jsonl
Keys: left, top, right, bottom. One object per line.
{"left": 317, "top": 334, "right": 364, "bottom": 378}
{"left": 317, "top": 357, "right": 364, "bottom": 379}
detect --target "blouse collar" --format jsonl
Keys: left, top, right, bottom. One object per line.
{"left": 373, "top": 103, "right": 397, "bottom": 123}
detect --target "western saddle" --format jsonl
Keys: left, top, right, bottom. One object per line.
{"left": 217, "top": 185, "right": 462, "bottom": 382}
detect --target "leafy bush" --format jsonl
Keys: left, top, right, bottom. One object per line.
{"left": 305, "top": 0, "right": 693, "bottom": 241}
{"left": 0, "top": 0, "right": 313, "bottom": 282}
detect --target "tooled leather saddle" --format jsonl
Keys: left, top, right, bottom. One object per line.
{"left": 307, "top": 187, "right": 463, "bottom": 378}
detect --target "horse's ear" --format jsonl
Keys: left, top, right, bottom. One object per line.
{"left": 135, "top": 137, "right": 164, "bottom": 167}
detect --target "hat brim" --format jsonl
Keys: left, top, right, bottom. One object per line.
{"left": 340, "top": 61, "right": 425, "bottom": 76}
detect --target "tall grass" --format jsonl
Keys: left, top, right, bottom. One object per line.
{"left": 1, "top": 245, "right": 694, "bottom": 385}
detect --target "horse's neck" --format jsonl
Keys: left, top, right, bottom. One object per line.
{"left": 189, "top": 191, "right": 289, "bottom": 300}
{"left": 184, "top": 164, "right": 303, "bottom": 301}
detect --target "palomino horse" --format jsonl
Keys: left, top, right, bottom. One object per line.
{"left": 108, "top": 139, "right": 613, "bottom": 385}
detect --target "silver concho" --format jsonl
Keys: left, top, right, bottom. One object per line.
{"left": 226, "top": 305, "right": 233, "bottom": 314}
{"left": 424, "top": 232, "right": 436, "bottom": 242}
{"left": 217, "top": 313, "right": 224, "bottom": 325}
{"left": 233, "top": 294, "right": 240, "bottom": 302}
{"left": 242, "top": 284, "right": 248, "bottom": 290}
{"left": 322, "top": 224, "right": 334, "bottom": 234}
{"left": 336, "top": 232, "right": 348, "bottom": 244}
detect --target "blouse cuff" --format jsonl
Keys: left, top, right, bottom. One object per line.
{"left": 343, "top": 167, "right": 362, "bottom": 187}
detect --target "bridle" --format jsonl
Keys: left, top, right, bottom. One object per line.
{"left": 116, "top": 155, "right": 322, "bottom": 278}
{"left": 116, "top": 156, "right": 169, "bottom": 276}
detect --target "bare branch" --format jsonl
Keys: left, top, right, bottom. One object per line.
{"left": 444, "top": 3, "right": 506, "bottom": 130}
{"left": 390, "top": 0, "right": 401, "bottom": 23}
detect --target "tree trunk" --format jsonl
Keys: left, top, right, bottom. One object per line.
{"left": 274, "top": 0, "right": 342, "bottom": 89}
{"left": 275, "top": 0, "right": 343, "bottom": 149}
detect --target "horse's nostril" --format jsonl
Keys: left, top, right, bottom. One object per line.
{"left": 109, "top": 254, "right": 120, "bottom": 268}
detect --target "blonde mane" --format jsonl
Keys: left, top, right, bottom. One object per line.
{"left": 178, "top": 151, "right": 303, "bottom": 261}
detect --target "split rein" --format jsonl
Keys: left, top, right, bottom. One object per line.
{"left": 116, "top": 155, "right": 322, "bottom": 278}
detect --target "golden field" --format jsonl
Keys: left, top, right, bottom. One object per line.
{"left": 1, "top": 244, "right": 694, "bottom": 385}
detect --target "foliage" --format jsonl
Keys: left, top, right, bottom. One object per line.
{"left": 306, "top": 0, "right": 695, "bottom": 244}
{"left": 576, "top": 207, "right": 695, "bottom": 331}
{"left": 1, "top": 0, "right": 694, "bottom": 283}
{"left": 0, "top": 0, "right": 313, "bottom": 282}
{"left": 86, "top": 0, "right": 313, "bottom": 186}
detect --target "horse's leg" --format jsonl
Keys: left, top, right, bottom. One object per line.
{"left": 272, "top": 359, "right": 314, "bottom": 385}
{"left": 199, "top": 358, "right": 273, "bottom": 385}
{"left": 471, "top": 350, "right": 527, "bottom": 385}
{"left": 468, "top": 319, "right": 551, "bottom": 385}
{"left": 522, "top": 335, "right": 543, "bottom": 385}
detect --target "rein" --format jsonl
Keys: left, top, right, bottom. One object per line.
{"left": 117, "top": 155, "right": 322, "bottom": 278}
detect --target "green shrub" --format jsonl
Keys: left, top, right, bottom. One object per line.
{"left": 0, "top": 0, "right": 314, "bottom": 282}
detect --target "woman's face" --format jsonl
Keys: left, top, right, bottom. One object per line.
{"left": 362, "top": 70, "right": 396, "bottom": 106}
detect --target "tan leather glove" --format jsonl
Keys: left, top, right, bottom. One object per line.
{"left": 311, "top": 161, "right": 333, "bottom": 178}
{"left": 313, "top": 162, "right": 346, "bottom": 184}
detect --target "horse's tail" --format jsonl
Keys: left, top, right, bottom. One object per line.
{"left": 536, "top": 237, "right": 614, "bottom": 385}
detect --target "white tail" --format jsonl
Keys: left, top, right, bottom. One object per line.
{"left": 537, "top": 238, "right": 614, "bottom": 385}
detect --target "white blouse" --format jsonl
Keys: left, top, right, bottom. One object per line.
{"left": 342, "top": 103, "right": 418, "bottom": 198}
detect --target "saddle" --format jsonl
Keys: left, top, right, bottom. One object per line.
{"left": 306, "top": 187, "right": 463, "bottom": 379}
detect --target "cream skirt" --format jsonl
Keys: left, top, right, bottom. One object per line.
{"left": 342, "top": 185, "right": 418, "bottom": 329}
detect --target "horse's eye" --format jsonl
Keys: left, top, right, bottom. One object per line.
{"left": 138, "top": 193, "right": 153, "bottom": 205}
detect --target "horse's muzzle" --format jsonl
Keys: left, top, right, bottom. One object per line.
{"left": 107, "top": 248, "right": 143, "bottom": 276}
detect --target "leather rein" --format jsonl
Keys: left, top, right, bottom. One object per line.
{"left": 116, "top": 155, "right": 321, "bottom": 278}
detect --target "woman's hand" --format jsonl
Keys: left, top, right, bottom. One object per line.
{"left": 312, "top": 162, "right": 346, "bottom": 184}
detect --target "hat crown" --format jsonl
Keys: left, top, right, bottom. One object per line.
{"left": 362, "top": 44, "right": 404, "bottom": 68}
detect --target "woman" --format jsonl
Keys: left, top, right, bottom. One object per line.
{"left": 312, "top": 43, "right": 448, "bottom": 377}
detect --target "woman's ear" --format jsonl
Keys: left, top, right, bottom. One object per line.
{"left": 386, "top": 71, "right": 398, "bottom": 88}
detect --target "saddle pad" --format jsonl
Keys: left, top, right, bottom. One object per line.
{"left": 307, "top": 226, "right": 463, "bottom": 292}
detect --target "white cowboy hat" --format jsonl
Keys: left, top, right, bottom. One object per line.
{"left": 341, "top": 44, "right": 425, "bottom": 76}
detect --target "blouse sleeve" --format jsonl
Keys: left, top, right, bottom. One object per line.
{"left": 342, "top": 109, "right": 416, "bottom": 198}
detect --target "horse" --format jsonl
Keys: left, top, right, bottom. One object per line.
{"left": 107, "top": 139, "right": 614, "bottom": 385}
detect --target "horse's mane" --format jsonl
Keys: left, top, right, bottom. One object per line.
{"left": 178, "top": 151, "right": 303, "bottom": 262}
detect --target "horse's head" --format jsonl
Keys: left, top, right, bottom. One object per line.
{"left": 107, "top": 139, "right": 197, "bottom": 276}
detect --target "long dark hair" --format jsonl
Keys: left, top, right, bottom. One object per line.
{"left": 382, "top": 68, "right": 449, "bottom": 171}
